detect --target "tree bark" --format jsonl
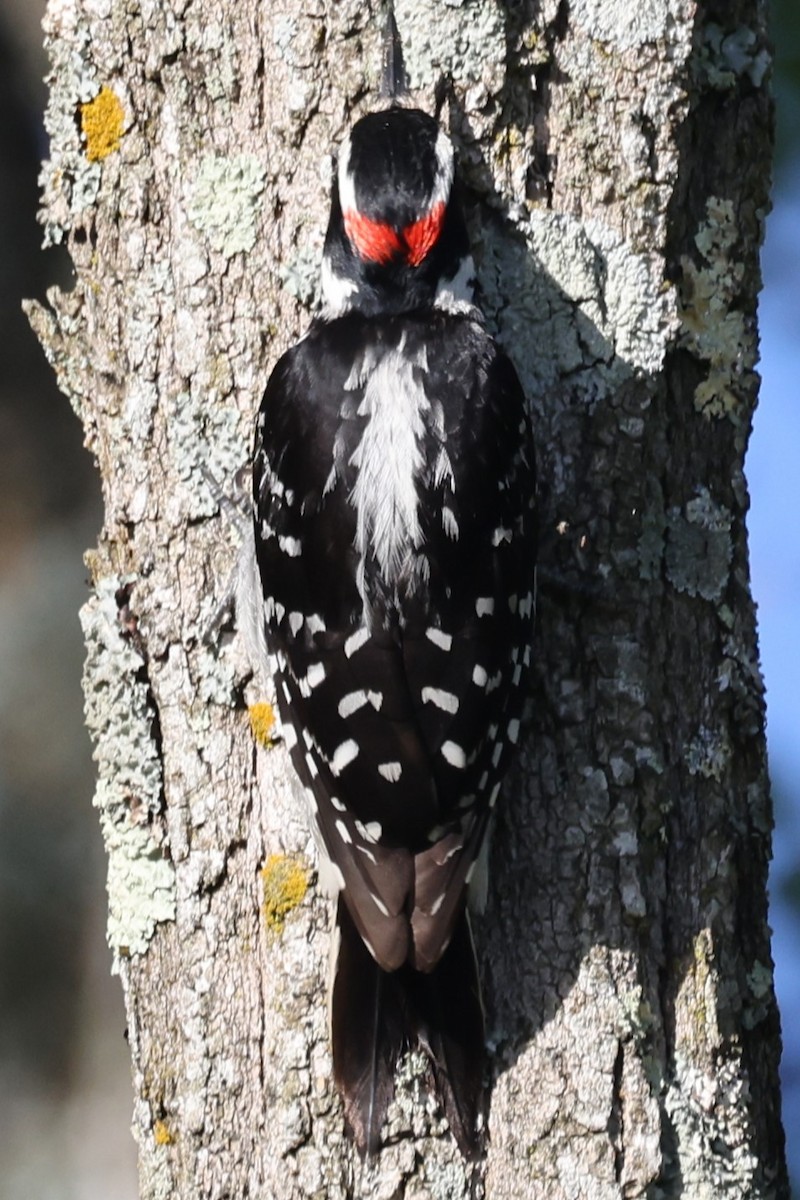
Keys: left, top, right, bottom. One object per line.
{"left": 27, "top": 0, "right": 786, "bottom": 1196}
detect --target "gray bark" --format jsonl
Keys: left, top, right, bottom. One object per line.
{"left": 27, "top": 0, "right": 786, "bottom": 1196}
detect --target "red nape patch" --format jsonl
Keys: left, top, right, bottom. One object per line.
{"left": 343, "top": 210, "right": 403, "bottom": 265}
{"left": 403, "top": 202, "right": 445, "bottom": 267}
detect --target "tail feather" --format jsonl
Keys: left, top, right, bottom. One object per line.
{"left": 331, "top": 900, "right": 485, "bottom": 1157}
{"left": 331, "top": 899, "right": 406, "bottom": 1154}
{"left": 413, "top": 911, "right": 486, "bottom": 1158}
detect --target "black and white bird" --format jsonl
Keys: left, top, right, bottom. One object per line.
{"left": 250, "top": 51, "right": 536, "bottom": 1157}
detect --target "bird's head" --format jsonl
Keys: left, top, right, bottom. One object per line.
{"left": 321, "top": 107, "right": 474, "bottom": 317}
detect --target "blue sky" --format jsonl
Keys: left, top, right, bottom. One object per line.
{"left": 748, "top": 158, "right": 800, "bottom": 1188}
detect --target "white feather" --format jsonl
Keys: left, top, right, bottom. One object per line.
{"left": 349, "top": 338, "right": 430, "bottom": 609}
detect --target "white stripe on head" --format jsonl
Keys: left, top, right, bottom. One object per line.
{"left": 321, "top": 253, "right": 357, "bottom": 316}
{"left": 431, "top": 129, "right": 454, "bottom": 209}
{"left": 337, "top": 132, "right": 356, "bottom": 213}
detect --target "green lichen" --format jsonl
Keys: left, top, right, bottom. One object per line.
{"left": 679, "top": 197, "right": 754, "bottom": 421}
{"left": 685, "top": 725, "right": 732, "bottom": 780}
{"left": 665, "top": 487, "right": 733, "bottom": 601}
{"left": 664, "top": 1052, "right": 762, "bottom": 1195}
{"left": 698, "top": 24, "right": 770, "bottom": 90}
{"left": 743, "top": 960, "right": 773, "bottom": 1029}
{"left": 187, "top": 153, "right": 266, "bottom": 257}
{"left": 279, "top": 242, "right": 322, "bottom": 308}
{"left": 81, "top": 576, "right": 176, "bottom": 962}
{"left": 163, "top": 384, "right": 247, "bottom": 520}
{"left": 394, "top": 0, "right": 506, "bottom": 89}
{"left": 424, "top": 1156, "right": 470, "bottom": 1200}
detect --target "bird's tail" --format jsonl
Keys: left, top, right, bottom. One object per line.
{"left": 330, "top": 898, "right": 485, "bottom": 1157}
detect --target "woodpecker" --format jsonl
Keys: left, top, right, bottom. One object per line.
{"left": 251, "top": 80, "right": 536, "bottom": 1156}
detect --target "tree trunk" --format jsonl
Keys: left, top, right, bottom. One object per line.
{"left": 27, "top": 0, "right": 786, "bottom": 1196}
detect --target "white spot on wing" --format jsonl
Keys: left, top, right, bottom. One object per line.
{"left": 306, "top": 613, "right": 326, "bottom": 634}
{"left": 355, "top": 819, "right": 382, "bottom": 843}
{"left": 472, "top": 665, "right": 488, "bottom": 687}
{"left": 507, "top": 718, "right": 520, "bottom": 744}
{"left": 283, "top": 724, "right": 298, "bottom": 751}
{"left": 426, "top": 627, "right": 452, "bottom": 651}
{"left": 441, "top": 741, "right": 466, "bottom": 768}
{"left": 306, "top": 662, "right": 326, "bottom": 689}
{"left": 422, "top": 686, "right": 459, "bottom": 714}
{"left": 338, "top": 688, "right": 383, "bottom": 718}
{"left": 339, "top": 689, "right": 367, "bottom": 718}
{"left": 476, "top": 597, "right": 494, "bottom": 617}
{"left": 492, "top": 527, "right": 512, "bottom": 546}
{"left": 278, "top": 535, "right": 302, "bottom": 557}
{"left": 335, "top": 819, "right": 353, "bottom": 845}
{"left": 378, "top": 761, "right": 402, "bottom": 782}
{"left": 345, "top": 627, "right": 370, "bottom": 658}
{"left": 289, "top": 611, "right": 303, "bottom": 636}
{"left": 331, "top": 739, "right": 359, "bottom": 776}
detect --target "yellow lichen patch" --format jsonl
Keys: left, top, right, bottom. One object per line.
{"left": 261, "top": 854, "right": 309, "bottom": 934}
{"left": 81, "top": 86, "right": 125, "bottom": 161}
{"left": 248, "top": 701, "right": 276, "bottom": 747}
{"left": 153, "top": 1119, "right": 173, "bottom": 1146}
